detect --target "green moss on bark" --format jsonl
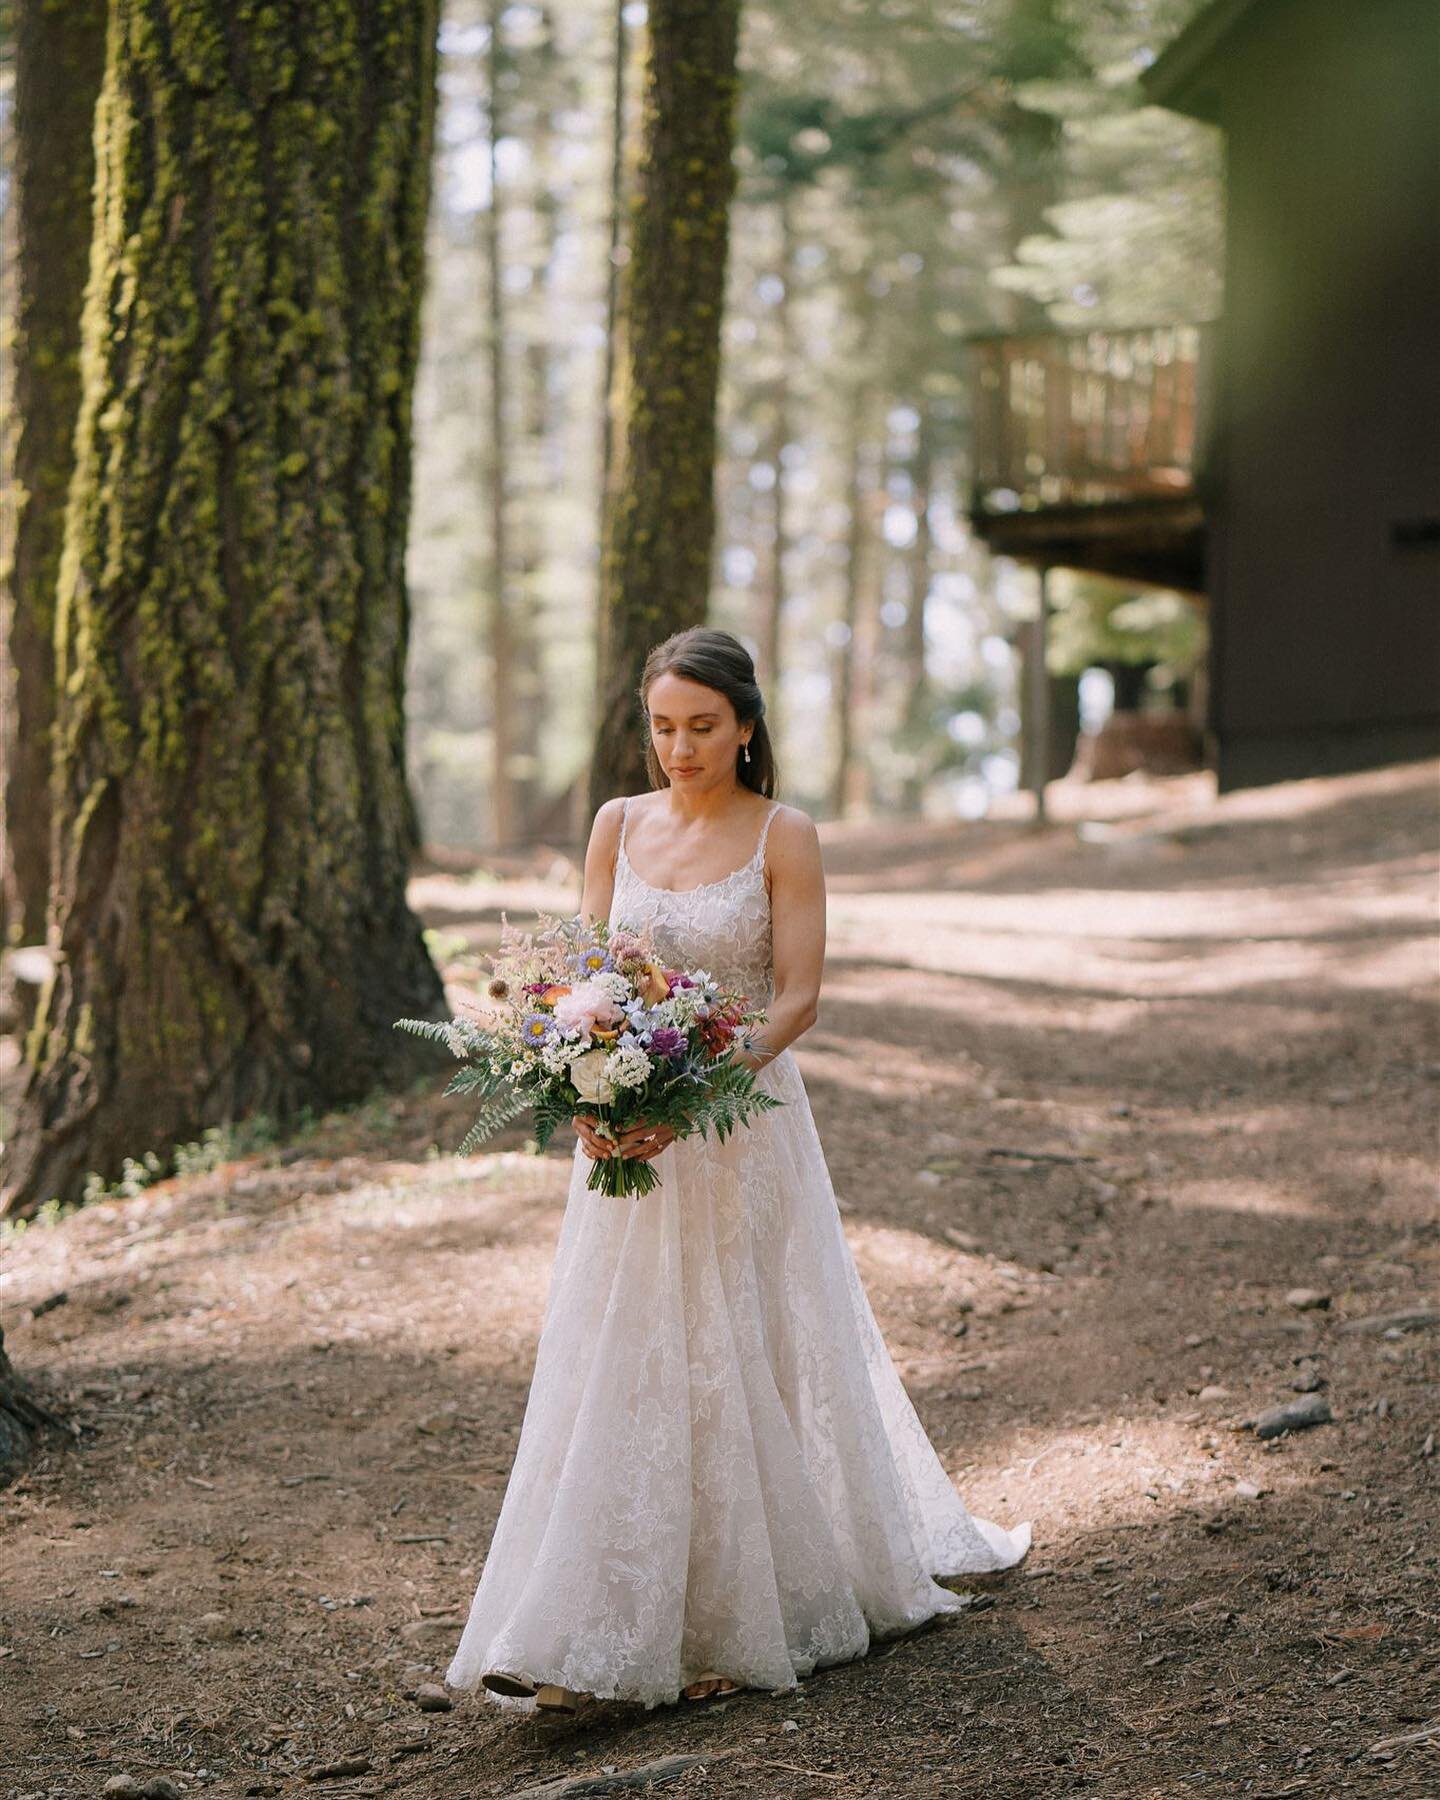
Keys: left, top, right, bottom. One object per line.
{"left": 2, "top": 0, "right": 445, "bottom": 1217}
{"left": 1, "top": 0, "right": 107, "bottom": 956}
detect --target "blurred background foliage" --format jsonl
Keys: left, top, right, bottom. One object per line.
{"left": 404, "top": 0, "right": 1217, "bottom": 849}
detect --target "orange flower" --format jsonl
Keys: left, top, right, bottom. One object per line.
{"left": 539, "top": 983, "right": 571, "bottom": 1003}
{"left": 592, "top": 1026, "right": 620, "bottom": 1042}
{"left": 636, "top": 961, "right": 670, "bottom": 1005}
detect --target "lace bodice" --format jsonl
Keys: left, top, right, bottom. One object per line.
{"left": 610, "top": 796, "right": 781, "bottom": 1009}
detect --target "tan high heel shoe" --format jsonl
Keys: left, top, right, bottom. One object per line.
{"left": 535, "top": 1683, "right": 591, "bottom": 1713}
{"left": 482, "top": 1670, "right": 538, "bottom": 1699}
{"left": 682, "top": 1670, "right": 743, "bottom": 1701}
{"left": 483, "top": 1670, "right": 592, "bottom": 1712}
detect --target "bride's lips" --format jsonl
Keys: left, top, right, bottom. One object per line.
{"left": 672, "top": 768, "right": 700, "bottom": 777}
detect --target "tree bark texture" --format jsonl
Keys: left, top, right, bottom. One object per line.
{"left": 1, "top": 0, "right": 446, "bottom": 1218}
{"left": 0, "top": 1320, "right": 70, "bottom": 1488}
{"left": 588, "top": 0, "right": 743, "bottom": 819}
{"left": 1, "top": 0, "right": 107, "bottom": 961}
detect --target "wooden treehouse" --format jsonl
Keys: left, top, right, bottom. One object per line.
{"left": 968, "top": 323, "right": 1210, "bottom": 597}
{"left": 969, "top": 0, "right": 1440, "bottom": 794}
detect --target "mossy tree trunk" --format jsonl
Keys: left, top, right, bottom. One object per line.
{"left": 0, "top": 0, "right": 446, "bottom": 1219}
{"left": 587, "top": 0, "right": 743, "bottom": 818}
{"left": 0, "top": 0, "right": 107, "bottom": 969}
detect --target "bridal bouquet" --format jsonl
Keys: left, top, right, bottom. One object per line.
{"left": 395, "top": 913, "right": 784, "bottom": 1198}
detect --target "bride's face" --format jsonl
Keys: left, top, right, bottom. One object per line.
{"left": 645, "top": 671, "right": 750, "bottom": 791}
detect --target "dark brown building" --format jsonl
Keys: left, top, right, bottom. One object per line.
{"left": 970, "top": 0, "right": 1440, "bottom": 791}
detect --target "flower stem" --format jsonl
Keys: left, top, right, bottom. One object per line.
{"left": 585, "top": 1153, "right": 661, "bottom": 1198}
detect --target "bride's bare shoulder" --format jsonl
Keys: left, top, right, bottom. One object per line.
{"left": 764, "top": 801, "right": 822, "bottom": 867}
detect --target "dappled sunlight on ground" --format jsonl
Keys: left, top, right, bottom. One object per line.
{"left": 1164, "top": 1176, "right": 1329, "bottom": 1219}
{"left": 2, "top": 760, "right": 1436, "bottom": 1796}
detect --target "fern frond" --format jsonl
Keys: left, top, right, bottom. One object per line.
{"left": 444, "top": 1063, "right": 507, "bottom": 1099}
{"left": 456, "top": 1089, "right": 529, "bottom": 1156}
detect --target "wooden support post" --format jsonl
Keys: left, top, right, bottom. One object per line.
{"left": 1028, "top": 565, "right": 1051, "bottom": 825}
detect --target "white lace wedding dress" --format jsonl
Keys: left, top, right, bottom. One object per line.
{"left": 445, "top": 797, "right": 1030, "bottom": 1709}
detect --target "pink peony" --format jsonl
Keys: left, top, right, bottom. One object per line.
{"left": 552, "top": 981, "right": 624, "bottom": 1036}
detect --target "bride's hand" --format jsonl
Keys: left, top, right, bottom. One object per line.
{"left": 613, "top": 1118, "right": 676, "bottom": 1162}
{"left": 572, "top": 1113, "right": 617, "bottom": 1160}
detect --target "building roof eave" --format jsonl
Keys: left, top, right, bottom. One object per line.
{"left": 1139, "top": 0, "right": 1261, "bottom": 121}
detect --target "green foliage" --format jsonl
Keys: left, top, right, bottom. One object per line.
{"left": 0, "top": 1196, "right": 83, "bottom": 1243}
{"left": 73, "top": 1114, "right": 283, "bottom": 1206}
{"left": 402, "top": 0, "right": 1221, "bottom": 835}
{"left": 1046, "top": 570, "right": 1205, "bottom": 677}
{"left": 456, "top": 1090, "right": 530, "bottom": 1156}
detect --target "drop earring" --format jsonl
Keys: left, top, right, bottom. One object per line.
{"left": 742, "top": 741, "right": 751, "bottom": 764}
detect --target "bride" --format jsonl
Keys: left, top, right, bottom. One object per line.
{"left": 445, "top": 626, "right": 1030, "bottom": 1713}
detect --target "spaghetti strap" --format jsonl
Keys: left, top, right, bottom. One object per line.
{"left": 754, "top": 800, "right": 781, "bottom": 865}
{"left": 617, "top": 795, "right": 632, "bottom": 858}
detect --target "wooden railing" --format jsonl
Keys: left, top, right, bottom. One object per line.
{"left": 968, "top": 323, "right": 1212, "bottom": 514}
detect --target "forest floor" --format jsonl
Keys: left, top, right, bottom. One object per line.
{"left": 1, "top": 758, "right": 1437, "bottom": 1800}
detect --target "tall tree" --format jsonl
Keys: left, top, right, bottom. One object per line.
{"left": 759, "top": 189, "right": 796, "bottom": 729}
{"left": 1, "top": 0, "right": 446, "bottom": 1218}
{"left": 0, "top": 0, "right": 106, "bottom": 968}
{"left": 831, "top": 276, "right": 879, "bottom": 818}
{"left": 588, "top": 0, "right": 744, "bottom": 815}
{"left": 483, "top": 0, "right": 518, "bottom": 849}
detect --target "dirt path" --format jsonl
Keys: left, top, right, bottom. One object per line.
{"left": 2, "top": 761, "right": 1436, "bottom": 1800}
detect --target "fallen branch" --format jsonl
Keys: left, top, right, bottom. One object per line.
{"left": 985, "top": 1147, "right": 1100, "bottom": 1166}
{"left": 1367, "top": 1719, "right": 1440, "bottom": 1754}
{"left": 744, "top": 1759, "right": 845, "bottom": 1782}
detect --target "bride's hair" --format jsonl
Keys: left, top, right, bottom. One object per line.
{"left": 638, "top": 628, "right": 778, "bottom": 798}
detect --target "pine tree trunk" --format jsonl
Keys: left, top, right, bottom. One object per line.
{"left": 759, "top": 190, "right": 795, "bottom": 744}
{"left": 588, "top": 0, "right": 743, "bottom": 817}
{"left": 509, "top": 2, "right": 559, "bottom": 844}
{"left": 484, "top": 0, "right": 517, "bottom": 851}
{"left": 831, "top": 279, "right": 876, "bottom": 820}
{"left": 593, "top": 0, "right": 633, "bottom": 730}
{"left": 899, "top": 401, "right": 934, "bottom": 813}
{"left": 0, "top": 0, "right": 446, "bottom": 1219}
{"left": 0, "top": 0, "right": 106, "bottom": 971}
{"left": 596, "top": 0, "right": 633, "bottom": 521}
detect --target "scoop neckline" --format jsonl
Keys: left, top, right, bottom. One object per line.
{"left": 617, "top": 840, "right": 765, "bottom": 897}
{"left": 617, "top": 798, "right": 777, "bottom": 896}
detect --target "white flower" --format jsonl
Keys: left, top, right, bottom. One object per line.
{"left": 569, "top": 1046, "right": 616, "bottom": 1105}
{"left": 667, "top": 987, "right": 701, "bottom": 1026}
{"left": 592, "top": 971, "right": 632, "bottom": 1003}
{"left": 603, "top": 1043, "right": 653, "bottom": 1091}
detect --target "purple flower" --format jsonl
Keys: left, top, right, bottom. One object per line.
{"left": 646, "top": 1026, "right": 687, "bottom": 1060}
{"left": 569, "top": 944, "right": 614, "bottom": 977}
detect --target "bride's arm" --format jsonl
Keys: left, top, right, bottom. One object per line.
{"left": 578, "top": 796, "right": 626, "bottom": 925}
{"left": 733, "top": 807, "right": 825, "bottom": 1073}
